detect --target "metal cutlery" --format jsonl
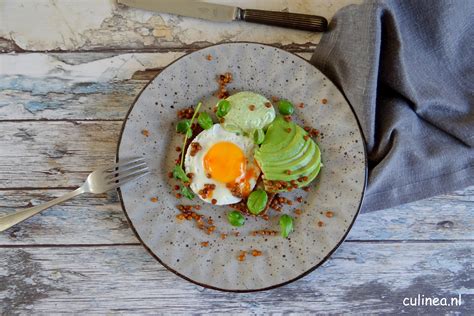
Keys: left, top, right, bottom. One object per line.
{"left": 0, "top": 158, "right": 149, "bottom": 232}
{"left": 117, "top": 0, "right": 328, "bottom": 32}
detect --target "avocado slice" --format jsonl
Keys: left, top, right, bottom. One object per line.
{"left": 267, "top": 162, "right": 321, "bottom": 193}
{"left": 263, "top": 144, "right": 321, "bottom": 181}
{"left": 255, "top": 114, "right": 322, "bottom": 191}
{"left": 262, "top": 137, "right": 313, "bottom": 168}
{"left": 258, "top": 117, "right": 296, "bottom": 153}
{"left": 256, "top": 125, "right": 308, "bottom": 162}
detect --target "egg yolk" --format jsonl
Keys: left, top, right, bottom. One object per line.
{"left": 204, "top": 142, "right": 246, "bottom": 183}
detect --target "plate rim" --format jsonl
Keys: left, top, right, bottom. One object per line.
{"left": 116, "top": 41, "right": 368, "bottom": 292}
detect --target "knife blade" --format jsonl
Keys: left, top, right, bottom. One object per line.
{"left": 117, "top": 0, "right": 327, "bottom": 32}
{"left": 117, "top": 0, "right": 238, "bottom": 22}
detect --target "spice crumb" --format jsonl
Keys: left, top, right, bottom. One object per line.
{"left": 190, "top": 142, "right": 202, "bottom": 157}
{"left": 141, "top": 129, "right": 150, "bottom": 137}
{"left": 298, "top": 102, "right": 305, "bottom": 108}
{"left": 248, "top": 104, "right": 256, "bottom": 111}
{"left": 265, "top": 102, "right": 272, "bottom": 108}
{"left": 200, "top": 241, "right": 209, "bottom": 247}
{"left": 321, "top": 98, "right": 328, "bottom": 104}
{"left": 150, "top": 197, "right": 158, "bottom": 203}
{"left": 251, "top": 230, "right": 278, "bottom": 236}
{"left": 216, "top": 72, "right": 233, "bottom": 98}
{"left": 295, "top": 209, "right": 303, "bottom": 215}
{"left": 220, "top": 233, "right": 227, "bottom": 240}
{"left": 251, "top": 249, "right": 262, "bottom": 257}
{"left": 317, "top": 220, "right": 325, "bottom": 227}
{"left": 325, "top": 211, "right": 334, "bottom": 218}
{"left": 237, "top": 251, "right": 246, "bottom": 262}
{"left": 175, "top": 193, "right": 182, "bottom": 199}
{"left": 206, "top": 54, "right": 213, "bottom": 61}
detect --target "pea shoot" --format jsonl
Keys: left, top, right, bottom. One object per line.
{"left": 227, "top": 211, "right": 245, "bottom": 227}
{"left": 181, "top": 186, "right": 195, "bottom": 199}
{"left": 176, "top": 119, "right": 192, "bottom": 137}
{"left": 216, "top": 99, "right": 231, "bottom": 117}
{"left": 171, "top": 102, "right": 203, "bottom": 200}
{"left": 198, "top": 112, "right": 213, "bottom": 130}
{"left": 278, "top": 99, "right": 294, "bottom": 115}
{"left": 172, "top": 165, "right": 189, "bottom": 182}
{"left": 279, "top": 214, "right": 294, "bottom": 238}
{"left": 247, "top": 189, "right": 268, "bottom": 215}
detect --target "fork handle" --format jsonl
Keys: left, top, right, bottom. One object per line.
{"left": 0, "top": 187, "right": 84, "bottom": 232}
{"left": 238, "top": 9, "right": 328, "bottom": 32}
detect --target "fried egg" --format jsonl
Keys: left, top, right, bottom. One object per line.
{"left": 184, "top": 124, "right": 260, "bottom": 205}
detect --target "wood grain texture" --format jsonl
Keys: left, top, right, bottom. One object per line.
{"left": 1, "top": 1, "right": 472, "bottom": 310}
{"left": 0, "top": 243, "right": 472, "bottom": 314}
{"left": 0, "top": 186, "right": 472, "bottom": 245}
{"left": 0, "top": 121, "right": 120, "bottom": 188}
{"left": 0, "top": 190, "right": 138, "bottom": 245}
{"left": 0, "top": 0, "right": 361, "bottom": 52}
{"left": 0, "top": 52, "right": 312, "bottom": 120}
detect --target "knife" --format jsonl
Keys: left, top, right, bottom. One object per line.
{"left": 117, "top": 0, "right": 328, "bottom": 32}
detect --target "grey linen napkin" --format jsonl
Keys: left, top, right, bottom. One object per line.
{"left": 311, "top": 0, "right": 474, "bottom": 212}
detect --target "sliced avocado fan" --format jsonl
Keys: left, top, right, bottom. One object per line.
{"left": 254, "top": 116, "right": 322, "bottom": 192}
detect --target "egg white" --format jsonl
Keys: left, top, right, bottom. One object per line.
{"left": 184, "top": 124, "right": 260, "bottom": 205}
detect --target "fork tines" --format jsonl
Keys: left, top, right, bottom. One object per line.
{"left": 108, "top": 157, "right": 149, "bottom": 185}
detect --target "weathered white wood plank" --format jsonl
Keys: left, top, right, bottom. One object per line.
{"left": 0, "top": 187, "right": 472, "bottom": 245}
{"left": 0, "top": 121, "right": 120, "bottom": 188}
{"left": 0, "top": 82, "right": 142, "bottom": 120}
{"left": 0, "top": 0, "right": 361, "bottom": 52}
{"left": 0, "top": 52, "right": 312, "bottom": 120}
{"left": 0, "top": 243, "right": 471, "bottom": 314}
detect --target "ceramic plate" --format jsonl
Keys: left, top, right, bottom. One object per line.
{"left": 117, "top": 43, "right": 367, "bottom": 292}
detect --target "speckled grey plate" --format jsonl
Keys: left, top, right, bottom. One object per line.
{"left": 117, "top": 42, "right": 367, "bottom": 292}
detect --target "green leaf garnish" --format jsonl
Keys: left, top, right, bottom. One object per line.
{"left": 277, "top": 99, "right": 294, "bottom": 115}
{"left": 176, "top": 119, "right": 191, "bottom": 134}
{"left": 227, "top": 211, "right": 245, "bottom": 227}
{"left": 171, "top": 102, "right": 202, "bottom": 200}
{"left": 216, "top": 99, "right": 231, "bottom": 118}
{"left": 178, "top": 102, "right": 202, "bottom": 168}
{"left": 279, "top": 214, "right": 294, "bottom": 238}
{"left": 172, "top": 165, "right": 189, "bottom": 182}
{"left": 181, "top": 185, "right": 195, "bottom": 200}
{"left": 198, "top": 112, "right": 213, "bottom": 130}
{"left": 246, "top": 189, "right": 268, "bottom": 215}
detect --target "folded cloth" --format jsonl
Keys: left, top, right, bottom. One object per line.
{"left": 311, "top": 0, "right": 474, "bottom": 212}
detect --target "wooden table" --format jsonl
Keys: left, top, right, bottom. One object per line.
{"left": 1, "top": 1, "right": 472, "bottom": 314}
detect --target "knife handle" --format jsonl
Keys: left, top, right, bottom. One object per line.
{"left": 238, "top": 9, "right": 328, "bottom": 32}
